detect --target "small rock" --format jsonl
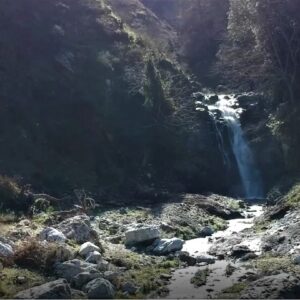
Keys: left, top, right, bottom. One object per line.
{"left": 293, "top": 255, "right": 300, "bottom": 265}
{"left": 39, "top": 227, "right": 66, "bottom": 243}
{"left": 16, "top": 276, "right": 27, "bottom": 285}
{"left": 79, "top": 242, "right": 100, "bottom": 258}
{"left": 71, "top": 271, "right": 102, "bottom": 289}
{"left": 97, "top": 259, "right": 110, "bottom": 272}
{"left": 198, "top": 226, "right": 214, "bottom": 237}
{"left": 196, "top": 254, "right": 216, "bottom": 264}
{"left": 83, "top": 278, "right": 115, "bottom": 299}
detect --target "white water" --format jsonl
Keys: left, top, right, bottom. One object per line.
{"left": 207, "top": 95, "right": 263, "bottom": 199}
{"left": 165, "top": 205, "right": 264, "bottom": 299}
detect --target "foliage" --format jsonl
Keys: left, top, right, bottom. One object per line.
{"left": 0, "top": 268, "right": 46, "bottom": 298}
{"left": 13, "top": 239, "right": 71, "bottom": 273}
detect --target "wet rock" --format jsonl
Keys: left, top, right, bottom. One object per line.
{"left": 0, "top": 241, "right": 14, "bottom": 257}
{"left": 16, "top": 276, "right": 27, "bottom": 285}
{"left": 178, "top": 251, "right": 197, "bottom": 266}
{"left": 230, "top": 244, "right": 252, "bottom": 258}
{"left": 239, "top": 252, "right": 258, "bottom": 261}
{"left": 196, "top": 254, "right": 216, "bottom": 264}
{"left": 125, "top": 226, "right": 160, "bottom": 245}
{"left": 79, "top": 242, "right": 100, "bottom": 257}
{"left": 83, "top": 278, "right": 115, "bottom": 299}
{"left": 160, "top": 273, "right": 172, "bottom": 280}
{"left": 15, "top": 279, "right": 71, "bottom": 299}
{"left": 39, "top": 227, "right": 66, "bottom": 243}
{"left": 152, "top": 238, "right": 184, "bottom": 255}
{"left": 56, "top": 215, "right": 97, "bottom": 244}
{"left": 55, "top": 259, "right": 98, "bottom": 282}
{"left": 293, "top": 255, "right": 300, "bottom": 265}
{"left": 71, "top": 271, "right": 102, "bottom": 289}
{"left": 240, "top": 273, "right": 300, "bottom": 299}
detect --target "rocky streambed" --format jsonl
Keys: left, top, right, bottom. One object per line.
{"left": 1, "top": 193, "right": 300, "bottom": 299}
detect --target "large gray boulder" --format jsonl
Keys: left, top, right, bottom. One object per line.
{"left": 0, "top": 241, "right": 14, "bottom": 257}
{"left": 56, "top": 215, "right": 97, "bottom": 244}
{"left": 152, "top": 238, "right": 184, "bottom": 255}
{"left": 125, "top": 226, "right": 160, "bottom": 245}
{"left": 55, "top": 259, "right": 98, "bottom": 282}
{"left": 83, "top": 278, "right": 116, "bottom": 299}
{"left": 39, "top": 227, "right": 66, "bottom": 243}
{"left": 15, "top": 279, "right": 71, "bottom": 299}
{"left": 241, "top": 273, "right": 300, "bottom": 299}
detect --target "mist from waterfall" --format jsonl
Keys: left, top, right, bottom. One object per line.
{"left": 207, "top": 94, "right": 264, "bottom": 199}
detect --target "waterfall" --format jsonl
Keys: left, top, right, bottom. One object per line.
{"left": 207, "top": 94, "right": 263, "bottom": 199}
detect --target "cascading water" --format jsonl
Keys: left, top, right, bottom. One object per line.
{"left": 206, "top": 94, "right": 263, "bottom": 199}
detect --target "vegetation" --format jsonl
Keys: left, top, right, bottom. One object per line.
{"left": 190, "top": 268, "right": 210, "bottom": 287}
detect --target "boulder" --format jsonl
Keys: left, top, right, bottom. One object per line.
{"left": 196, "top": 254, "right": 216, "bottom": 264}
{"left": 79, "top": 242, "right": 100, "bottom": 257}
{"left": 55, "top": 259, "right": 98, "bottom": 282}
{"left": 240, "top": 274, "right": 300, "bottom": 299}
{"left": 56, "top": 215, "right": 97, "bottom": 244}
{"left": 152, "top": 238, "right": 184, "bottom": 255}
{"left": 86, "top": 251, "right": 102, "bottom": 264}
{"left": 15, "top": 279, "right": 71, "bottom": 299}
{"left": 83, "top": 278, "right": 116, "bottom": 299}
{"left": 0, "top": 241, "right": 14, "bottom": 257}
{"left": 71, "top": 271, "right": 102, "bottom": 289}
{"left": 230, "top": 244, "right": 252, "bottom": 258}
{"left": 39, "top": 227, "right": 66, "bottom": 243}
{"left": 125, "top": 226, "right": 160, "bottom": 245}
{"left": 198, "top": 226, "right": 214, "bottom": 237}
{"left": 178, "top": 251, "right": 197, "bottom": 266}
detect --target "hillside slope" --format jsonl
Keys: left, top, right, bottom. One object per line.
{"left": 0, "top": 0, "right": 227, "bottom": 203}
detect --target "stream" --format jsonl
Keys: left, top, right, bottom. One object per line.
{"left": 165, "top": 204, "right": 264, "bottom": 299}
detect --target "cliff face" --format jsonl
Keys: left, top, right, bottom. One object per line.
{"left": 0, "top": 0, "right": 228, "bottom": 199}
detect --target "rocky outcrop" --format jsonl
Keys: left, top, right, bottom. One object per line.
{"left": 240, "top": 274, "right": 300, "bottom": 299}
{"left": 39, "top": 227, "right": 66, "bottom": 243}
{"left": 55, "top": 259, "right": 98, "bottom": 282}
{"left": 15, "top": 279, "right": 71, "bottom": 299}
{"left": 56, "top": 215, "right": 97, "bottom": 244}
